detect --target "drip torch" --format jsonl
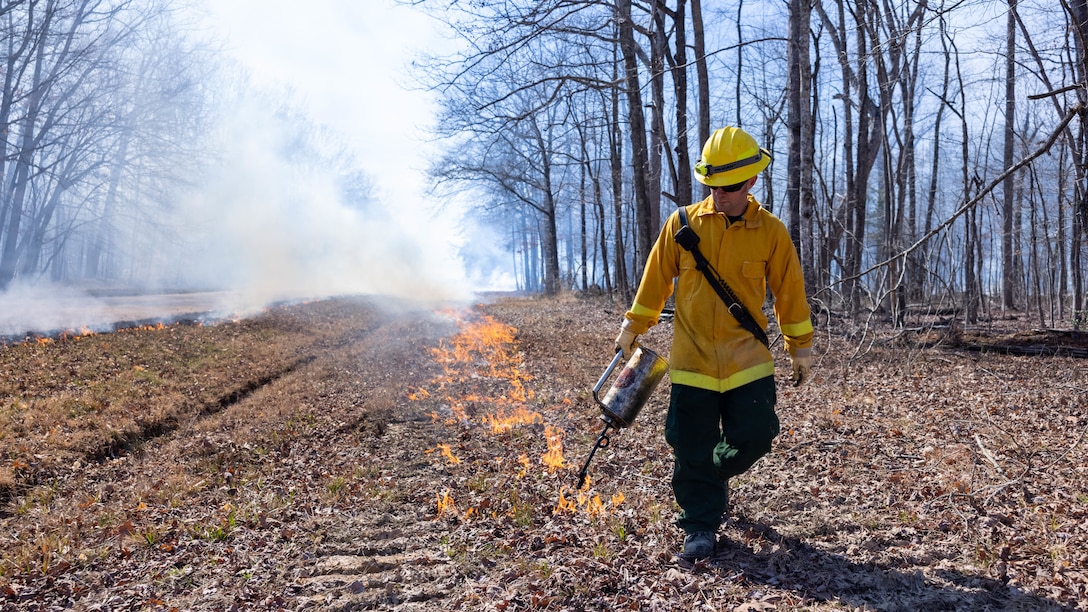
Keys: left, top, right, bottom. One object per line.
{"left": 575, "top": 347, "right": 669, "bottom": 488}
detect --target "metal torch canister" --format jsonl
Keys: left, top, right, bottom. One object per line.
{"left": 576, "top": 347, "right": 669, "bottom": 488}
{"left": 594, "top": 347, "right": 669, "bottom": 427}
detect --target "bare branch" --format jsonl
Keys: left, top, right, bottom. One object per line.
{"left": 845, "top": 105, "right": 1081, "bottom": 285}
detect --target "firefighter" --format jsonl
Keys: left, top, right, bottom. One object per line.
{"left": 615, "top": 126, "right": 813, "bottom": 560}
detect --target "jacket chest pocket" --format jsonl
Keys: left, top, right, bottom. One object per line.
{"left": 677, "top": 259, "right": 702, "bottom": 301}
{"left": 741, "top": 260, "right": 767, "bottom": 279}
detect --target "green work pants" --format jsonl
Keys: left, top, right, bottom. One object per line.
{"left": 664, "top": 376, "right": 779, "bottom": 533}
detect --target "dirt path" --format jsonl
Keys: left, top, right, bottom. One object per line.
{"left": 1, "top": 295, "right": 1085, "bottom": 611}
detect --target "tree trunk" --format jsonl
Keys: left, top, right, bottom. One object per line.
{"left": 533, "top": 124, "right": 562, "bottom": 295}
{"left": 1002, "top": 0, "right": 1018, "bottom": 310}
{"left": 925, "top": 14, "right": 953, "bottom": 306}
{"left": 594, "top": 162, "right": 612, "bottom": 293}
{"left": 690, "top": 0, "right": 710, "bottom": 181}
{"left": 1067, "top": 0, "right": 1088, "bottom": 317}
{"left": 671, "top": 0, "right": 692, "bottom": 206}
{"left": 616, "top": 0, "right": 654, "bottom": 268}
{"left": 786, "top": 0, "right": 811, "bottom": 260}
{"left": 609, "top": 38, "right": 630, "bottom": 301}
{"left": 648, "top": 2, "right": 665, "bottom": 240}
{"left": 734, "top": 0, "right": 744, "bottom": 127}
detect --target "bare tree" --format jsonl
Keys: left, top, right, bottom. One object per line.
{"left": 1002, "top": 0, "right": 1019, "bottom": 309}
{"left": 401, "top": 0, "right": 1088, "bottom": 327}
{"left": 1063, "top": 0, "right": 1088, "bottom": 320}
{"left": 690, "top": 0, "right": 710, "bottom": 157}
{"left": 786, "top": 0, "right": 812, "bottom": 275}
{"left": 1, "top": 0, "right": 146, "bottom": 288}
{"left": 616, "top": 0, "right": 654, "bottom": 268}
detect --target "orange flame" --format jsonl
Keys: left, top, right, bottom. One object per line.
{"left": 541, "top": 425, "right": 566, "bottom": 473}
{"left": 436, "top": 443, "right": 461, "bottom": 465}
{"left": 423, "top": 310, "right": 619, "bottom": 524}
{"left": 586, "top": 493, "right": 605, "bottom": 517}
{"left": 554, "top": 489, "right": 576, "bottom": 513}
{"left": 436, "top": 490, "right": 456, "bottom": 516}
{"left": 427, "top": 312, "right": 534, "bottom": 403}
{"left": 482, "top": 406, "right": 544, "bottom": 433}
{"left": 553, "top": 487, "right": 625, "bottom": 518}
{"left": 120, "top": 322, "right": 167, "bottom": 333}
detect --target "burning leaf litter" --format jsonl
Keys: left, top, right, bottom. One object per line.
{"left": 409, "top": 309, "right": 625, "bottom": 521}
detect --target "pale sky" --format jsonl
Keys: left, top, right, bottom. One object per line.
{"left": 198, "top": 0, "right": 447, "bottom": 208}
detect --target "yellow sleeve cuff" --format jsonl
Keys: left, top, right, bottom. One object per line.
{"left": 780, "top": 318, "right": 813, "bottom": 338}
{"left": 625, "top": 302, "right": 660, "bottom": 334}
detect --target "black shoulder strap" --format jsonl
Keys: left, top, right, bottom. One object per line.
{"left": 673, "top": 207, "right": 770, "bottom": 348}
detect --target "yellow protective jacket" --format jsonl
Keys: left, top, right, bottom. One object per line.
{"left": 625, "top": 195, "right": 813, "bottom": 392}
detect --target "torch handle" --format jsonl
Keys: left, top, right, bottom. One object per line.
{"left": 592, "top": 350, "right": 626, "bottom": 405}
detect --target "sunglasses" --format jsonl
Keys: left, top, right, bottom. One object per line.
{"left": 709, "top": 182, "right": 745, "bottom": 193}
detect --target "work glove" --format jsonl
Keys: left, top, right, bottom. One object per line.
{"left": 790, "top": 354, "right": 811, "bottom": 387}
{"left": 614, "top": 319, "right": 639, "bottom": 360}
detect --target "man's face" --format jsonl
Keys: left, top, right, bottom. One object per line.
{"left": 710, "top": 176, "right": 755, "bottom": 215}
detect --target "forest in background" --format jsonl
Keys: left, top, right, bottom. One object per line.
{"left": 418, "top": 0, "right": 1088, "bottom": 330}
{"left": 0, "top": 0, "right": 376, "bottom": 299}
{"left": 2, "top": 0, "right": 1087, "bottom": 329}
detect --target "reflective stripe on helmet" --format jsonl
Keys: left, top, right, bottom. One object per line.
{"left": 694, "top": 149, "right": 770, "bottom": 178}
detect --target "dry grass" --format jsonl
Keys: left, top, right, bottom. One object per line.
{"left": 0, "top": 306, "right": 338, "bottom": 501}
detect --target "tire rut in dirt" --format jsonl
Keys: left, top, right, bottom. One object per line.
{"left": 291, "top": 417, "right": 460, "bottom": 610}
{"left": 283, "top": 308, "right": 464, "bottom": 610}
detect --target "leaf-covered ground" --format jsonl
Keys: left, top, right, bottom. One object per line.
{"left": 0, "top": 294, "right": 1085, "bottom": 611}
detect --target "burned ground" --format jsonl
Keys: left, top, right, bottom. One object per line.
{"left": 0, "top": 294, "right": 1085, "bottom": 611}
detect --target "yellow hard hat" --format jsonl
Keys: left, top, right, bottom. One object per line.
{"left": 693, "top": 127, "right": 772, "bottom": 187}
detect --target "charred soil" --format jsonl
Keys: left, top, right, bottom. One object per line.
{"left": 0, "top": 294, "right": 1085, "bottom": 611}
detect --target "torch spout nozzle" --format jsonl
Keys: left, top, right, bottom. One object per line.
{"left": 574, "top": 421, "right": 613, "bottom": 488}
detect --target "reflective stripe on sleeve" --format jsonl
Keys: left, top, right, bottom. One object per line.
{"left": 780, "top": 318, "right": 813, "bottom": 337}
{"left": 630, "top": 302, "right": 660, "bottom": 319}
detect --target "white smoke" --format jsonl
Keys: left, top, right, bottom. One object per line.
{"left": 0, "top": 0, "right": 503, "bottom": 336}
{"left": 170, "top": 97, "right": 472, "bottom": 312}
{"left": 0, "top": 283, "right": 111, "bottom": 337}
{"left": 0, "top": 95, "right": 473, "bottom": 336}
